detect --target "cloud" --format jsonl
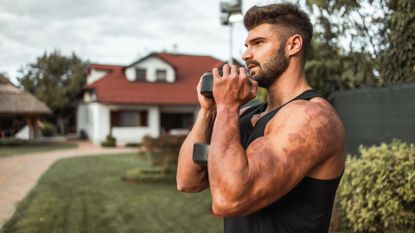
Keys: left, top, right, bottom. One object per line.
{"left": 0, "top": 0, "right": 261, "bottom": 83}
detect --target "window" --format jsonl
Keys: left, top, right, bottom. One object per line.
{"left": 156, "top": 69, "right": 167, "bottom": 82}
{"left": 135, "top": 68, "right": 146, "bottom": 81}
{"left": 111, "top": 111, "right": 148, "bottom": 127}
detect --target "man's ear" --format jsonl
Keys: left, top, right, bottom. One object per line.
{"left": 286, "top": 34, "right": 303, "bottom": 57}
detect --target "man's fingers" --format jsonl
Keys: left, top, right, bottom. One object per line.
{"left": 230, "top": 64, "right": 238, "bottom": 77}
{"left": 212, "top": 68, "right": 221, "bottom": 85}
{"left": 239, "top": 67, "right": 252, "bottom": 88}
{"left": 238, "top": 67, "right": 247, "bottom": 79}
{"left": 222, "top": 64, "right": 230, "bottom": 77}
{"left": 250, "top": 80, "right": 259, "bottom": 98}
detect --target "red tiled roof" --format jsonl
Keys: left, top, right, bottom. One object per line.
{"left": 87, "top": 64, "right": 125, "bottom": 73}
{"left": 86, "top": 53, "right": 225, "bottom": 105}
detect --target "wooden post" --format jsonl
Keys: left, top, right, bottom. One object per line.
{"left": 25, "top": 117, "right": 39, "bottom": 139}
{"left": 25, "top": 118, "right": 33, "bottom": 139}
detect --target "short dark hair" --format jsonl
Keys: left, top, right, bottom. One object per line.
{"left": 244, "top": 2, "right": 313, "bottom": 57}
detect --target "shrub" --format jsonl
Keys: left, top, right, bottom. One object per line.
{"left": 142, "top": 134, "right": 186, "bottom": 166}
{"left": 337, "top": 140, "right": 415, "bottom": 233}
{"left": 78, "top": 129, "right": 88, "bottom": 140}
{"left": 0, "top": 139, "right": 41, "bottom": 147}
{"left": 101, "top": 133, "right": 116, "bottom": 147}
{"left": 125, "top": 142, "right": 141, "bottom": 147}
{"left": 41, "top": 122, "right": 56, "bottom": 137}
{"left": 142, "top": 134, "right": 186, "bottom": 154}
{"left": 123, "top": 135, "right": 186, "bottom": 183}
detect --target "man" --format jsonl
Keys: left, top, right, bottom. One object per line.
{"left": 177, "top": 3, "right": 345, "bottom": 233}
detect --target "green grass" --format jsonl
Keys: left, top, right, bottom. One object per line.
{"left": 1, "top": 153, "right": 222, "bottom": 233}
{"left": 0, "top": 143, "right": 77, "bottom": 157}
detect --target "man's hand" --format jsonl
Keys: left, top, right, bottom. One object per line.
{"left": 197, "top": 75, "right": 215, "bottom": 111}
{"left": 212, "top": 64, "right": 258, "bottom": 110}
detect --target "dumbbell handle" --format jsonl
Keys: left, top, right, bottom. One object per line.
{"left": 193, "top": 143, "right": 209, "bottom": 165}
{"left": 200, "top": 70, "right": 252, "bottom": 98}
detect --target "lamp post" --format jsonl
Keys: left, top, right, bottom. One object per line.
{"left": 220, "top": 0, "right": 243, "bottom": 65}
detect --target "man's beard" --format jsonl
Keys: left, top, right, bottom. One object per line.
{"left": 250, "top": 44, "right": 289, "bottom": 88}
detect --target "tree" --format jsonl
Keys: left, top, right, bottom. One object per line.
{"left": 379, "top": 0, "right": 415, "bottom": 85}
{"left": 303, "top": 0, "right": 414, "bottom": 96}
{"left": 302, "top": 0, "right": 389, "bottom": 96}
{"left": 18, "top": 50, "right": 87, "bottom": 134}
{"left": 305, "top": 39, "right": 377, "bottom": 97}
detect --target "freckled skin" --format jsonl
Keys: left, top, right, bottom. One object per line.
{"left": 176, "top": 23, "right": 346, "bottom": 217}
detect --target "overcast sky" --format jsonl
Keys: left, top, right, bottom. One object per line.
{"left": 0, "top": 0, "right": 279, "bottom": 84}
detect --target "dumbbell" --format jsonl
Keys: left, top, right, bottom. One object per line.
{"left": 199, "top": 69, "right": 251, "bottom": 99}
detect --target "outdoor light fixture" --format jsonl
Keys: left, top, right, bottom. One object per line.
{"left": 220, "top": 0, "right": 243, "bottom": 64}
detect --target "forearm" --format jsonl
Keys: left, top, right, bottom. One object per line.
{"left": 208, "top": 106, "right": 250, "bottom": 200}
{"left": 177, "top": 108, "right": 215, "bottom": 192}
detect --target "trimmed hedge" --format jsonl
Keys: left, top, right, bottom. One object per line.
{"left": 337, "top": 140, "right": 415, "bottom": 233}
{"left": 41, "top": 122, "right": 56, "bottom": 137}
{"left": 101, "top": 134, "right": 116, "bottom": 147}
{"left": 123, "top": 135, "right": 186, "bottom": 183}
{"left": 0, "top": 139, "right": 41, "bottom": 147}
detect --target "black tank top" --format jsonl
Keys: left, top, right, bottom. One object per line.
{"left": 224, "top": 90, "right": 341, "bottom": 233}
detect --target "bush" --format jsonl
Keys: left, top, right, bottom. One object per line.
{"left": 337, "top": 140, "right": 415, "bottom": 233}
{"left": 142, "top": 134, "right": 186, "bottom": 154}
{"left": 122, "top": 135, "right": 186, "bottom": 183}
{"left": 142, "top": 134, "right": 186, "bottom": 166}
{"left": 0, "top": 139, "right": 41, "bottom": 147}
{"left": 125, "top": 142, "right": 141, "bottom": 147}
{"left": 78, "top": 129, "right": 88, "bottom": 140}
{"left": 41, "top": 122, "right": 56, "bottom": 137}
{"left": 101, "top": 133, "right": 116, "bottom": 147}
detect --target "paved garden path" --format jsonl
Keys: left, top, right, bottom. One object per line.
{"left": 0, "top": 141, "right": 137, "bottom": 228}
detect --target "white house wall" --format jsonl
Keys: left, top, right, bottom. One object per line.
{"left": 87, "top": 69, "right": 108, "bottom": 84}
{"left": 76, "top": 103, "right": 92, "bottom": 139}
{"left": 78, "top": 103, "right": 161, "bottom": 146}
{"left": 111, "top": 106, "right": 160, "bottom": 145}
{"left": 94, "top": 103, "right": 110, "bottom": 144}
{"left": 125, "top": 57, "right": 175, "bottom": 82}
{"left": 78, "top": 102, "right": 199, "bottom": 146}
{"left": 76, "top": 103, "right": 109, "bottom": 145}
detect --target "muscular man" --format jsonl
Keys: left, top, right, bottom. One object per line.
{"left": 177, "top": 3, "right": 345, "bottom": 233}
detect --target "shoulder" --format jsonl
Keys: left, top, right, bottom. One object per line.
{"left": 269, "top": 97, "right": 343, "bottom": 132}
{"left": 266, "top": 97, "right": 345, "bottom": 158}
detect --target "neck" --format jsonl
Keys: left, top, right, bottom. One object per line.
{"left": 265, "top": 63, "right": 311, "bottom": 111}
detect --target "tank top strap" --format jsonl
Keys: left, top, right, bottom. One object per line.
{"left": 293, "top": 89, "right": 322, "bottom": 100}
{"left": 239, "top": 103, "right": 266, "bottom": 119}
{"left": 257, "top": 89, "right": 321, "bottom": 125}
{"left": 245, "top": 89, "right": 321, "bottom": 146}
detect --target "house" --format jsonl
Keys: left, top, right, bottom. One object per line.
{"left": 0, "top": 74, "right": 52, "bottom": 139}
{"left": 77, "top": 52, "right": 226, "bottom": 145}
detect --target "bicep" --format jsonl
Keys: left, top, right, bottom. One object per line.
{"left": 243, "top": 134, "right": 313, "bottom": 207}
{"left": 243, "top": 107, "right": 336, "bottom": 210}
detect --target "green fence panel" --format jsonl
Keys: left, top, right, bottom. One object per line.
{"left": 330, "top": 83, "right": 415, "bottom": 155}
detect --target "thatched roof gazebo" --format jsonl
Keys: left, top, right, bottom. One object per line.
{"left": 0, "top": 74, "right": 52, "bottom": 139}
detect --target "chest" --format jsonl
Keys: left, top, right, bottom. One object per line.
{"left": 250, "top": 113, "right": 266, "bottom": 128}
{"left": 240, "top": 108, "right": 278, "bottom": 149}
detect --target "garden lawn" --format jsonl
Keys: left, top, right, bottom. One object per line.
{"left": 0, "top": 143, "right": 77, "bottom": 157}
{"left": 1, "top": 153, "right": 222, "bottom": 233}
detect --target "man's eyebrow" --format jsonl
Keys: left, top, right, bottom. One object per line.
{"left": 245, "top": 37, "right": 266, "bottom": 47}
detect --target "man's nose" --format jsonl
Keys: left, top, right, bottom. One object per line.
{"left": 242, "top": 49, "right": 253, "bottom": 61}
